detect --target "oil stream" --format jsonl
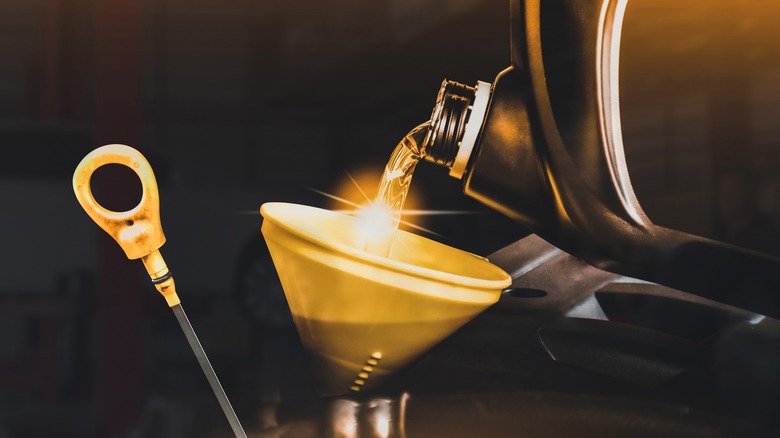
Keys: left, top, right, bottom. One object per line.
{"left": 364, "top": 121, "right": 430, "bottom": 256}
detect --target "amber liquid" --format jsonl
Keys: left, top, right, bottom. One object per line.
{"left": 364, "top": 122, "right": 430, "bottom": 256}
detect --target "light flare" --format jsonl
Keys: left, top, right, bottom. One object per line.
{"left": 354, "top": 203, "right": 396, "bottom": 249}
{"left": 239, "top": 172, "right": 481, "bottom": 243}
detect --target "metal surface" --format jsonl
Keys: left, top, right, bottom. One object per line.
{"left": 172, "top": 304, "right": 247, "bottom": 438}
{"left": 396, "top": 235, "right": 780, "bottom": 435}
{"left": 322, "top": 394, "right": 409, "bottom": 438}
{"left": 255, "top": 234, "right": 780, "bottom": 436}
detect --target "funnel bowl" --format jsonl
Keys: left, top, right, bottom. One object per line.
{"left": 260, "top": 202, "right": 511, "bottom": 395}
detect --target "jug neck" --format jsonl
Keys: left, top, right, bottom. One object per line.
{"left": 423, "top": 79, "right": 492, "bottom": 179}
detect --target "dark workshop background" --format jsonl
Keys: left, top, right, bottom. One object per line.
{"left": 0, "top": 0, "right": 778, "bottom": 436}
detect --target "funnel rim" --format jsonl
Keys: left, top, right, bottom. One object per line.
{"left": 260, "top": 202, "right": 511, "bottom": 290}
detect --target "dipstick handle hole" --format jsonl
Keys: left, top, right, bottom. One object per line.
{"left": 89, "top": 163, "right": 143, "bottom": 213}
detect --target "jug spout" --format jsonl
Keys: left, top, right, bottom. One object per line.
{"left": 422, "top": 79, "right": 491, "bottom": 180}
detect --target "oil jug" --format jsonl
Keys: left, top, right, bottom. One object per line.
{"left": 420, "top": 0, "right": 780, "bottom": 320}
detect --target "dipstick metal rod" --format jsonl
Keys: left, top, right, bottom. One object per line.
{"left": 172, "top": 304, "right": 247, "bottom": 438}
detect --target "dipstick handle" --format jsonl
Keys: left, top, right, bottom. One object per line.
{"left": 73, "top": 144, "right": 180, "bottom": 306}
{"left": 73, "top": 145, "right": 244, "bottom": 437}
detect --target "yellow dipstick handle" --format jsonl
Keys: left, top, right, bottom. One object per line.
{"left": 73, "top": 144, "right": 180, "bottom": 307}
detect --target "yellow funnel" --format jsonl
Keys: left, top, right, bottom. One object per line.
{"left": 260, "top": 202, "right": 511, "bottom": 395}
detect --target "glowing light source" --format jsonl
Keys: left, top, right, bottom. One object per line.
{"left": 355, "top": 203, "right": 395, "bottom": 255}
